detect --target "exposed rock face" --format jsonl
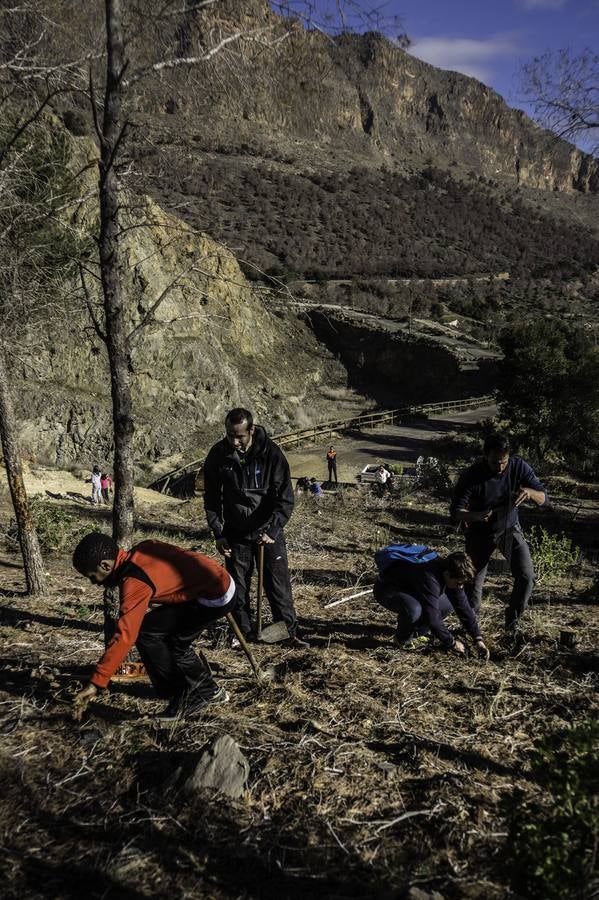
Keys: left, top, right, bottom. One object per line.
{"left": 11, "top": 133, "right": 347, "bottom": 475}
{"left": 132, "top": 0, "right": 598, "bottom": 194}
{"left": 307, "top": 311, "right": 498, "bottom": 406}
{"left": 330, "top": 34, "right": 599, "bottom": 194}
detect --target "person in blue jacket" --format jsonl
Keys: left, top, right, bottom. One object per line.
{"left": 450, "top": 433, "right": 547, "bottom": 627}
{"left": 374, "top": 550, "right": 490, "bottom": 658}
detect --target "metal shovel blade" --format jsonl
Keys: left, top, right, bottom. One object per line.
{"left": 257, "top": 620, "right": 290, "bottom": 644}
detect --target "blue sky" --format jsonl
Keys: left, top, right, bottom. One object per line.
{"left": 298, "top": 1, "right": 598, "bottom": 147}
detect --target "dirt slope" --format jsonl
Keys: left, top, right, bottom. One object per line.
{"left": 0, "top": 422, "right": 596, "bottom": 899}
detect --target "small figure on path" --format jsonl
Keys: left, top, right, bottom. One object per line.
{"left": 203, "top": 407, "right": 308, "bottom": 647}
{"left": 450, "top": 433, "right": 547, "bottom": 628}
{"left": 91, "top": 466, "right": 102, "bottom": 505}
{"left": 375, "top": 464, "right": 391, "bottom": 496}
{"left": 326, "top": 445, "right": 338, "bottom": 484}
{"left": 374, "top": 547, "right": 490, "bottom": 658}
{"left": 100, "top": 472, "right": 113, "bottom": 504}
{"left": 309, "top": 478, "right": 323, "bottom": 513}
{"left": 72, "top": 533, "right": 235, "bottom": 720}
{"left": 295, "top": 476, "right": 309, "bottom": 495}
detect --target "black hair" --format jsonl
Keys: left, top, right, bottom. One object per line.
{"left": 225, "top": 408, "right": 253, "bottom": 430}
{"left": 93, "top": 465, "right": 101, "bottom": 474}
{"left": 483, "top": 433, "right": 510, "bottom": 455}
{"left": 73, "top": 532, "right": 118, "bottom": 574}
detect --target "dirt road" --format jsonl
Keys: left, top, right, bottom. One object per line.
{"left": 285, "top": 403, "right": 497, "bottom": 482}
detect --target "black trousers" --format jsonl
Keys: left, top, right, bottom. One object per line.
{"left": 136, "top": 597, "right": 235, "bottom": 700}
{"left": 375, "top": 584, "right": 453, "bottom": 641}
{"left": 327, "top": 461, "right": 338, "bottom": 484}
{"left": 225, "top": 533, "right": 297, "bottom": 638}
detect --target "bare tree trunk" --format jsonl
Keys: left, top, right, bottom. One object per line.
{"left": 100, "top": 0, "right": 134, "bottom": 549}
{"left": 98, "top": 0, "right": 135, "bottom": 642}
{"left": 0, "top": 343, "right": 47, "bottom": 595}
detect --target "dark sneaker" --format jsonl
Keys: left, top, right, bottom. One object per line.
{"left": 182, "top": 687, "right": 230, "bottom": 718}
{"left": 284, "top": 635, "right": 311, "bottom": 649}
{"left": 393, "top": 634, "right": 431, "bottom": 652}
{"left": 154, "top": 696, "right": 184, "bottom": 723}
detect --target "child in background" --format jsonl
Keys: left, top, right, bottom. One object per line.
{"left": 100, "top": 473, "right": 113, "bottom": 504}
{"left": 91, "top": 466, "right": 102, "bottom": 505}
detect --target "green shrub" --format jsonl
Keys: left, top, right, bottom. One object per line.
{"left": 503, "top": 720, "right": 598, "bottom": 899}
{"left": 9, "top": 499, "right": 91, "bottom": 554}
{"left": 415, "top": 456, "right": 451, "bottom": 495}
{"left": 528, "top": 526, "right": 579, "bottom": 583}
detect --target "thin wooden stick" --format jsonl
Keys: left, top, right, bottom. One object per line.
{"left": 324, "top": 588, "right": 373, "bottom": 609}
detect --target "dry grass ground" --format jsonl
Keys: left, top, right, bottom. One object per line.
{"left": 0, "top": 481, "right": 597, "bottom": 900}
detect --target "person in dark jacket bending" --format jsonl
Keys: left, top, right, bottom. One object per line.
{"left": 374, "top": 551, "right": 490, "bottom": 658}
{"left": 450, "top": 433, "right": 547, "bottom": 627}
{"left": 203, "top": 407, "right": 307, "bottom": 647}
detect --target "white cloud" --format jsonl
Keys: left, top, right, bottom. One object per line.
{"left": 519, "top": 0, "right": 567, "bottom": 9}
{"left": 408, "top": 35, "right": 521, "bottom": 85}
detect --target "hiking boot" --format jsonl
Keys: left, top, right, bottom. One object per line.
{"left": 283, "top": 634, "right": 311, "bottom": 649}
{"left": 393, "top": 634, "right": 431, "bottom": 652}
{"left": 182, "top": 687, "right": 230, "bottom": 718}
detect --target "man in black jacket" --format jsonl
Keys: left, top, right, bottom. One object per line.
{"left": 204, "top": 407, "right": 307, "bottom": 646}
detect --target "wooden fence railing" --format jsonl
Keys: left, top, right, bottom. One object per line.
{"left": 275, "top": 394, "right": 495, "bottom": 449}
{"left": 148, "top": 393, "right": 495, "bottom": 494}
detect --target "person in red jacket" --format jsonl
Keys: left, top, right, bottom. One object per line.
{"left": 71, "top": 533, "right": 235, "bottom": 720}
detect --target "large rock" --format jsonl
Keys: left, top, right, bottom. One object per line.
{"left": 128, "top": 0, "right": 598, "bottom": 194}
{"left": 185, "top": 735, "right": 250, "bottom": 799}
{"left": 10, "top": 127, "right": 348, "bottom": 476}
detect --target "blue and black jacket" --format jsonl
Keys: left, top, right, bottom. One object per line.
{"left": 203, "top": 426, "right": 294, "bottom": 541}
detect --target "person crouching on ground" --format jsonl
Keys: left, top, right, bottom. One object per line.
{"left": 71, "top": 533, "right": 235, "bottom": 721}
{"left": 374, "top": 551, "right": 490, "bottom": 659}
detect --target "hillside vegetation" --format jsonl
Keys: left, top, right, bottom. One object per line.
{"left": 134, "top": 159, "right": 599, "bottom": 281}
{"left": 0, "top": 442, "right": 597, "bottom": 899}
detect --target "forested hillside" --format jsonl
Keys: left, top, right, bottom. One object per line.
{"left": 133, "top": 158, "right": 599, "bottom": 281}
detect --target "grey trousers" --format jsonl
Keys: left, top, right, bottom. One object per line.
{"left": 466, "top": 526, "right": 535, "bottom": 625}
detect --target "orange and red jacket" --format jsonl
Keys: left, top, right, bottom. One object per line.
{"left": 90, "top": 540, "right": 231, "bottom": 689}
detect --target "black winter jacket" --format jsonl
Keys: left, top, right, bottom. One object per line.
{"left": 203, "top": 426, "right": 294, "bottom": 541}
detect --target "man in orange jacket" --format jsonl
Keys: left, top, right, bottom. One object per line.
{"left": 72, "top": 533, "right": 235, "bottom": 720}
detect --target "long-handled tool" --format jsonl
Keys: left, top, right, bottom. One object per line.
{"left": 225, "top": 612, "right": 270, "bottom": 682}
{"left": 256, "top": 542, "right": 264, "bottom": 641}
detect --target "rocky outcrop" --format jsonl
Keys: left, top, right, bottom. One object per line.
{"left": 330, "top": 33, "right": 599, "bottom": 194}
{"left": 307, "top": 310, "right": 498, "bottom": 406}
{"left": 11, "top": 131, "right": 348, "bottom": 475}
{"left": 126, "top": 1, "right": 598, "bottom": 194}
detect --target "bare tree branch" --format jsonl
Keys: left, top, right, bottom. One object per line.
{"left": 79, "top": 263, "right": 106, "bottom": 342}
{"left": 521, "top": 48, "right": 599, "bottom": 154}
